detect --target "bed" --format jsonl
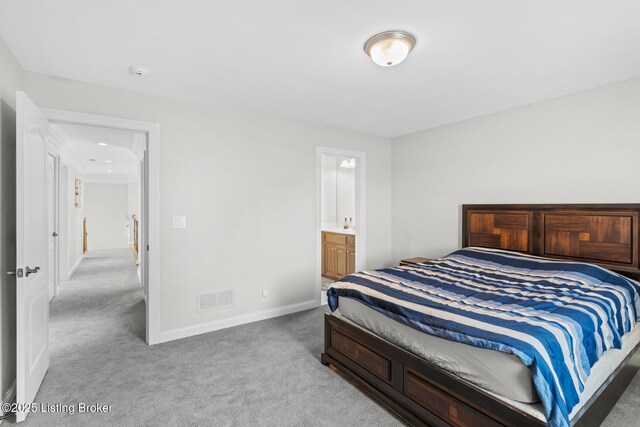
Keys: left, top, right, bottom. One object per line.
{"left": 321, "top": 204, "right": 640, "bottom": 427}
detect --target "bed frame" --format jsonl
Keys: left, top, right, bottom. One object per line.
{"left": 321, "top": 204, "right": 640, "bottom": 427}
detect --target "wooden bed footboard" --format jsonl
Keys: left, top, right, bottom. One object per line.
{"left": 321, "top": 313, "right": 541, "bottom": 427}
{"left": 321, "top": 313, "right": 640, "bottom": 427}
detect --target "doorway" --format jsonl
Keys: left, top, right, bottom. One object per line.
{"left": 47, "top": 152, "right": 59, "bottom": 302}
{"left": 316, "top": 147, "right": 366, "bottom": 305}
{"left": 45, "top": 120, "right": 148, "bottom": 351}
{"left": 43, "top": 108, "right": 160, "bottom": 345}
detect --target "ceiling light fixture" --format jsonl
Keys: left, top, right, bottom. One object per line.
{"left": 340, "top": 158, "right": 356, "bottom": 169}
{"left": 107, "top": 170, "right": 113, "bottom": 173}
{"left": 364, "top": 30, "right": 416, "bottom": 67}
{"left": 105, "top": 160, "right": 112, "bottom": 163}
{"left": 98, "top": 142, "right": 108, "bottom": 146}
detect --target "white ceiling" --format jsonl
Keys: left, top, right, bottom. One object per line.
{"left": 1, "top": 0, "right": 639, "bottom": 137}
{"left": 50, "top": 123, "right": 140, "bottom": 177}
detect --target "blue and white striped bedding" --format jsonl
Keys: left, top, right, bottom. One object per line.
{"left": 327, "top": 247, "right": 640, "bottom": 427}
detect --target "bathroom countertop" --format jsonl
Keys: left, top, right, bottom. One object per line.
{"left": 321, "top": 223, "right": 355, "bottom": 235}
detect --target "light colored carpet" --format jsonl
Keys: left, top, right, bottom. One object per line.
{"left": 8, "top": 249, "right": 404, "bottom": 426}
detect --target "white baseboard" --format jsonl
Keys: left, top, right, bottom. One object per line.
{"left": 158, "top": 299, "right": 319, "bottom": 344}
{"left": 68, "top": 255, "right": 84, "bottom": 279}
{"left": 1, "top": 381, "right": 16, "bottom": 419}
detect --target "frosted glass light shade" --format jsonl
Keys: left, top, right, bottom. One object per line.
{"left": 340, "top": 158, "right": 356, "bottom": 168}
{"left": 364, "top": 31, "right": 416, "bottom": 67}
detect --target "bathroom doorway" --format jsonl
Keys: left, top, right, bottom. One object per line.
{"left": 316, "top": 147, "right": 366, "bottom": 305}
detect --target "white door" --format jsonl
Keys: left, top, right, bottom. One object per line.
{"left": 47, "top": 154, "right": 56, "bottom": 301}
{"left": 16, "top": 91, "right": 50, "bottom": 422}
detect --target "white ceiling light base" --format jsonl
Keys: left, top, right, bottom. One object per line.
{"left": 364, "top": 30, "right": 416, "bottom": 67}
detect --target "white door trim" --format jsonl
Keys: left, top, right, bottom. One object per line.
{"left": 315, "top": 146, "right": 366, "bottom": 306}
{"left": 46, "top": 150, "right": 60, "bottom": 299}
{"left": 57, "top": 163, "right": 69, "bottom": 283}
{"left": 41, "top": 108, "right": 161, "bottom": 345}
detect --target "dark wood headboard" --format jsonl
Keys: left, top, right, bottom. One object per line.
{"left": 462, "top": 204, "right": 640, "bottom": 277}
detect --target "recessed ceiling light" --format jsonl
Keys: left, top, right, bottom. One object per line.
{"left": 130, "top": 65, "right": 149, "bottom": 76}
{"left": 364, "top": 31, "right": 416, "bottom": 67}
{"left": 107, "top": 170, "right": 113, "bottom": 173}
{"left": 105, "top": 160, "right": 112, "bottom": 163}
{"left": 98, "top": 142, "right": 108, "bottom": 146}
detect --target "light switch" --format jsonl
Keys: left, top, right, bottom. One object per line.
{"left": 172, "top": 216, "right": 187, "bottom": 229}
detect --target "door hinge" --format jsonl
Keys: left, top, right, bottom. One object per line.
{"left": 147, "top": 245, "right": 149, "bottom": 251}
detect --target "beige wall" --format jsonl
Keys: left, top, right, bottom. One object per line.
{"left": 391, "top": 79, "right": 640, "bottom": 261}
{"left": 0, "top": 36, "right": 24, "bottom": 409}
{"left": 320, "top": 156, "right": 338, "bottom": 224}
{"left": 336, "top": 167, "right": 356, "bottom": 226}
{"left": 24, "top": 72, "right": 393, "bottom": 333}
{"left": 84, "top": 183, "right": 130, "bottom": 250}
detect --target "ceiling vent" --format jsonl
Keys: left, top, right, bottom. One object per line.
{"left": 198, "top": 290, "right": 234, "bottom": 312}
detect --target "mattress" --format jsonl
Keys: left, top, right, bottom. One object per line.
{"left": 337, "top": 296, "right": 538, "bottom": 403}
{"left": 336, "top": 296, "right": 640, "bottom": 422}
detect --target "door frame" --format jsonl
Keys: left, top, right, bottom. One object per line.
{"left": 315, "top": 146, "right": 366, "bottom": 305}
{"left": 41, "top": 108, "right": 161, "bottom": 345}
{"left": 57, "top": 163, "right": 70, "bottom": 283}
{"left": 46, "top": 149, "right": 60, "bottom": 299}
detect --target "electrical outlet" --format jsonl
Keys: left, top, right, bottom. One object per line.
{"left": 261, "top": 289, "right": 270, "bottom": 301}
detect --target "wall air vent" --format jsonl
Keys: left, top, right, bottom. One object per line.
{"left": 197, "top": 290, "right": 235, "bottom": 312}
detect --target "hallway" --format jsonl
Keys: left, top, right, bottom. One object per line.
{"left": 52, "top": 249, "right": 145, "bottom": 345}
